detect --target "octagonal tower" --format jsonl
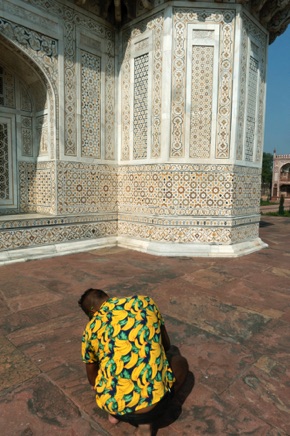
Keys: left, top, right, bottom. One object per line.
{"left": 111, "top": 0, "right": 289, "bottom": 256}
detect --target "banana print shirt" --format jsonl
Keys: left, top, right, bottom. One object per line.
{"left": 81, "top": 295, "right": 175, "bottom": 415}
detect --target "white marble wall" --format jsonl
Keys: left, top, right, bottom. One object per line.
{"left": 116, "top": 4, "right": 268, "bottom": 256}
{"left": 0, "top": 1, "right": 268, "bottom": 260}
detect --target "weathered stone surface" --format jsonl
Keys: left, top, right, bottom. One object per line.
{"left": 0, "top": 336, "right": 40, "bottom": 391}
{"left": 0, "top": 215, "right": 289, "bottom": 435}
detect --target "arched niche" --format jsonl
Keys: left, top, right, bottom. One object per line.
{"left": 280, "top": 163, "right": 290, "bottom": 189}
{"left": 0, "top": 36, "right": 56, "bottom": 216}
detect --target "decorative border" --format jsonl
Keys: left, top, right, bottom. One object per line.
{"left": 121, "top": 12, "right": 164, "bottom": 160}
{"left": 118, "top": 163, "right": 261, "bottom": 217}
{"left": 117, "top": 221, "right": 259, "bottom": 245}
{"left": 171, "top": 8, "right": 235, "bottom": 159}
{"left": 0, "top": 220, "right": 117, "bottom": 250}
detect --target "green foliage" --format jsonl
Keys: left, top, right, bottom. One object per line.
{"left": 262, "top": 152, "right": 273, "bottom": 185}
{"left": 262, "top": 211, "right": 290, "bottom": 217}
{"left": 260, "top": 199, "right": 278, "bottom": 206}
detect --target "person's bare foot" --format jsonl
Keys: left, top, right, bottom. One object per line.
{"left": 108, "top": 414, "right": 119, "bottom": 425}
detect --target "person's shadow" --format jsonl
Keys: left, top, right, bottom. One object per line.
{"left": 151, "top": 346, "right": 195, "bottom": 435}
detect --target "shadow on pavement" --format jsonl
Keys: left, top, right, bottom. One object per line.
{"left": 151, "top": 371, "right": 195, "bottom": 435}
{"left": 259, "top": 220, "right": 274, "bottom": 227}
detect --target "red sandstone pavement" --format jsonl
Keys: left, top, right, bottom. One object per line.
{"left": 0, "top": 215, "right": 290, "bottom": 435}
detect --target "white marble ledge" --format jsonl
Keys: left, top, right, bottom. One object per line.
{"left": 117, "top": 236, "right": 269, "bottom": 258}
{"left": 0, "top": 237, "right": 117, "bottom": 266}
{"left": 0, "top": 213, "right": 53, "bottom": 221}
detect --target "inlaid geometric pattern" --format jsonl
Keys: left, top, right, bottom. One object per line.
{"left": 0, "top": 66, "right": 15, "bottom": 108}
{"left": 133, "top": 53, "right": 149, "bottom": 159}
{"left": 20, "top": 85, "right": 32, "bottom": 112}
{"left": 104, "top": 53, "right": 115, "bottom": 160}
{"left": 118, "top": 164, "right": 261, "bottom": 218}
{"left": 57, "top": 162, "right": 118, "bottom": 214}
{"left": 0, "top": 19, "right": 57, "bottom": 76}
{"left": 245, "top": 55, "right": 258, "bottom": 162}
{"left": 36, "top": 115, "right": 48, "bottom": 155}
{"left": 0, "top": 221, "right": 117, "bottom": 251}
{"left": 0, "top": 122, "right": 9, "bottom": 200}
{"left": 215, "top": 15, "right": 235, "bottom": 159}
{"left": 171, "top": 9, "right": 235, "bottom": 159}
{"left": 19, "top": 162, "right": 56, "bottom": 214}
{"left": 0, "top": 18, "right": 57, "bottom": 160}
{"left": 13, "top": 0, "right": 115, "bottom": 160}
{"left": 190, "top": 46, "right": 214, "bottom": 158}
{"left": 62, "top": 9, "right": 115, "bottom": 158}
{"left": 81, "top": 50, "right": 101, "bottom": 158}
{"left": 0, "top": 2, "right": 266, "bottom": 255}
{"left": 118, "top": 220, "right": 259, "bottom": 245}
{"left": 236, "top": 25, "right": 248, "bottom": 161}
{"left": 121, "top": 36, "right": 131, "bottom": 161}
{"left": 121, "top": 13, "right": 163, "bottom": 160}
{"left": 242, "top": 14, "right": 267, "bottom": 164}
{"left": 149, "top": 15, "right": 163, "bottom": 159}
{"left": 21, "top": 116, "right": 33, "bottom": 157}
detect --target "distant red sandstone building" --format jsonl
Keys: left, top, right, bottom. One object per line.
{"left": 271, "top": 151, "right": 290, "bottom": 200}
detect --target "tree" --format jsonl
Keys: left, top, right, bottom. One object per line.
{"left": 262, "top": 152, "right": 273, "bottom": 185}
{"left": 279, "top": 195, "right": 285, "bottom": 215}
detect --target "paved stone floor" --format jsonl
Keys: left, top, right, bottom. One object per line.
{"left": 0, "top": 215, "right": 290, "bottom": 435}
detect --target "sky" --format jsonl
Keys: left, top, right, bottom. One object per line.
{"left": 263, "top": 26, "right": 290, "bottom": 155}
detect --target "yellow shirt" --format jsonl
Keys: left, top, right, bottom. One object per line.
{"left": 81, "top": 295, "right": 175, "bottom": 415}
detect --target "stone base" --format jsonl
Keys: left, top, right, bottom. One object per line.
{"left": 0, "top": 237, "right": 117, "bottom": 265}
{"left": 117, "top": 236, "right": 268, "bottom": 258}
{"left": 0, "top": 234, "right": 268, "bottom": 265}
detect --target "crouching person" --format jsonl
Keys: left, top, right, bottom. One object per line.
{"left": 78, "top": 289, "right": 188, "bottom": 435}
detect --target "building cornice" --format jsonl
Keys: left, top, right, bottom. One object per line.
{"left": 74, "top": 0, "right": 290, "bottom": 43}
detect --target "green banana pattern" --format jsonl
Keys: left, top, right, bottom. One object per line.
{"left": 81, "top": 295, "right": 175, "bottom": 415}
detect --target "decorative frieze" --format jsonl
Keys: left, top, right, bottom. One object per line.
{"left": 21, "top": 116, "right": 33, "bottom": 157}
{"left": 121, "top": 13, "right": 163, "bottom": 160}
{"left": 118, "top": 164, "right": 261, "bottom": 218}
{"left": 0, "top": 18, "right": 58, "bottom": 76}
{"left": 57, "top": 162, "right": 118, "bottom": 214}
{"left": 171, "top": 9, "right": 235, "bottom": 159}
{"left": 19, "top": 161, "right": 56, "bottom": 214}
{"left": 118, "top": 220, "right": 259, "bottom": 245}
{"left": 0, "top": 122, "right": 9, "bottom": 200}
{"left": 81, "top": 50, "right": 101, "bottom": 158}
{"left": 0, "top": 220, "right": 117, "bottom": 250}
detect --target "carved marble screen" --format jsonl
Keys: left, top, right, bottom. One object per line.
{"left": 133, "top": 52, "right": 149, "bottom": 159}
{"left": 0, "top": 115, "right": 16, "bottom": 209}
{"left": 171, "top": 9, "right": 235, "bottom": 160}
{"left": 187, "top": 25, "right": 219, "bottom": 160}
{"left": 0, "top": 66, "right": 17, "bottom": 210}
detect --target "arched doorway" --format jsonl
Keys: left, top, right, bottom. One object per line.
{"left": 0, "top": 38, "right": 53, "bottom": 215}
{"left": 279, "top": 163, "right": 290, "bottom": 199}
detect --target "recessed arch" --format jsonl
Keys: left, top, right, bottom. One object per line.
{"left": 0, "top": 34, "right": 57, "bottom": 215}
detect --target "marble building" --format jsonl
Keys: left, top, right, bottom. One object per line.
{"left": 0, "top": 0, "right": 290, "bottom": 264}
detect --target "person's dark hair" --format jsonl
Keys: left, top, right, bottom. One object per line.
{"left": 78, "top": 288, "right": 108, "bottom": 317}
